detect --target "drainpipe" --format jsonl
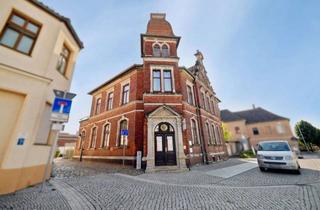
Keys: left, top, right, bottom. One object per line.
{"left": 193, "top": 81, "right": 208, "bottom": 164}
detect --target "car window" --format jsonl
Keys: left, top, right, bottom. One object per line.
{"left": 258, "top": 142, "right": 290, "bottom": 151}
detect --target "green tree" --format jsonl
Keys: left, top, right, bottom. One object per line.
{"left": 222, "top": 123, "right": 232, "bottom": 141}
{"left": 295, "top": 120, "right": 320, "bottom": 148}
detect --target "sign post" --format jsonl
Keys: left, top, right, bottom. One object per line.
{"left": 121, "top": 129, "right": 128, "bottom": 167}
{"left": 40, "top": 90, "right": 76, "bottom": 192}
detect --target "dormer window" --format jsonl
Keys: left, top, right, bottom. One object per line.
{"left": 153, "top": 44, "right": 161, "bottom": 57}
{"left": 161, "top": 44, "right": 169, "bottom": 57}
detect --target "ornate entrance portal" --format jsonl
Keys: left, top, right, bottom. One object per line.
{"left": 146, "top": 105, "right": 187, "bottom": 172}
{"left": 154, "top": 123, "right": 176, "bottom": 166}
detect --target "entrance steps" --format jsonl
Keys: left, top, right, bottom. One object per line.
{"left": 146, "top": 166, "right": 189, "bottom": 173}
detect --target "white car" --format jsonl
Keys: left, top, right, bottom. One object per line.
{"left": 257, "top": 140, "right": 300, "bottom": 174}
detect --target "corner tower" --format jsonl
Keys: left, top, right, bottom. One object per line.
{"left": 140, "top": 13, "right": 182, "bottom": 96}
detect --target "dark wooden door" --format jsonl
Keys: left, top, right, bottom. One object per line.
{"left": 155, "top": 133, "right": 176, "bottom": 166}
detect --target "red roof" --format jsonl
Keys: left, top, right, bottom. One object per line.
{"left": 146, "top": 13, "right": 174, "bottom": 37}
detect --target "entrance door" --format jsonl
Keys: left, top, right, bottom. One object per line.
{"left": 154, "top": 123, "right": 176, "bottom": 166}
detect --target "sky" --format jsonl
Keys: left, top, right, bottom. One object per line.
{"left": 41, "top": 0, "right": 320, "bottom": 134}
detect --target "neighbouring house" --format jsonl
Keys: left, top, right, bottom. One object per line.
{"left": 221, "top": 106, "right": 297, "bottom": 156}
{"left": 0, "top": 0, "right": 83, "bottom": 194}
{"left": 57, "top": 132, "right": 78, "bottom": 158}
{"left": 74, "top": 13, "right": 226, "bottom": 172}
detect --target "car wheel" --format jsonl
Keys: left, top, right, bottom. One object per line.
{"left": 294, "top": 169, "right": 301, "bottom": 175}
{"left": 259, "top": 167, "right": 266, "bottom": 172}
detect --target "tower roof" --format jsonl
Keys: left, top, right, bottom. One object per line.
{"left": 146, "top": 13, "right": 175, "bottom": 37}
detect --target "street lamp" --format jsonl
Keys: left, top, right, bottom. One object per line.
{"left": 79, "top": 132, "right": 84, "bottom": 162}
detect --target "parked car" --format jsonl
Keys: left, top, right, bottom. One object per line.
{"left": 257, "top": 141, "right": 300, "bottom": 174}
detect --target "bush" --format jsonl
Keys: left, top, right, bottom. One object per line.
{"left": 240, "top": 150, "right": 256, "bottom": 158}
{"left": 54, "top": 150, "right": 60, "bottom": 158}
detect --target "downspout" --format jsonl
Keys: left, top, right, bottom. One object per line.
{"left": 193, "top": 80, "right": 208, "bottom": 164}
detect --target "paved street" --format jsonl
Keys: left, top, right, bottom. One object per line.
{"left": 0, "top": 153, "right": 319, "bottom": 210}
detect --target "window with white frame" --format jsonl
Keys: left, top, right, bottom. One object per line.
{"left": 90, "top": 127, "right": 97, "bottom": 148}
{"left": 79, "top": 130, "right": 85, "bottom": 149}
{"left": 187, "top": 85, "right": 194, "bottom": 105}
{"left": 122, "top": 84, "right": 130, "bottom": 105}
{"left": 211, "top": 124, "right": 217, "bottom": 144}
{"left": 201, "top": 92, "right": 206, "bottom": 109}
{"left": 163, "top": 70, "right": 172, "bottom": 92}
{"left": 106, "top": 92, "right": 113, "bottom": 110}
{"left": 153, "top": 44, "right": 161, "bottom": 57}
{"left": 95, "top": 98, "right": 101, "bottom": 115}
{"left": 206, "top": 122, "right": 212, "bottom": 145}
{"left": 161, "top": 44, "right": 169, "bottom": 57}
{"left": 206, "top": 96, "right": 210, "bottom": 111}
{"left": 118, "top": 119, "right": 128, "bottom": 146}
{"left": 152, "top": 70, "right": 161, "bottom": 92}
{"left": 191, "top": 119, "right": 199, "bottom": 144}
{"left": 101, "top": 124, "right": 110, "bottom": 147}
{"left": 211, "top": 100, "right": 215, "bottom": 114}
{"left": 214, "top": 125, "right": 220, "bottom": 144}
{"left": 151, "top": 67, "right": 175, "bottom": 93}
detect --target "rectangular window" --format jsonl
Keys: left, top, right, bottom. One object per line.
{"left": 56, "top": 44, "right": 71, "bottom": 75}
{"left": 163, "top": 70, "right": 172, "bottom": 92}
{"left": 95, "top": 98, "right": 101, "bottom": 115}
{"left": 152, "top": 70, "right": 161, "bottom": 92}
{"left": 0, "top": 11, "right": 41, "bottom": 55}
{"left": 187, "top": 85, "right": 194, "bottom": 105}
{"left": 107, "top": 92, "right": 113, "bottom": 110}
{"left": 206, "top": 123, "right": 212, "bottom": 145}
{"left": 122, "top": 84, "right": 130, "bottom": 105}
{"left": 211, "top": 100, "right": 215, "bottom": 114}
{"left": 252, "top": 127, "right": 259, "bottom": 135}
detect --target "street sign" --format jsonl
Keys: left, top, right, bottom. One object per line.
{"left": 52, "top": 98, "right": 72, "bottom": 114}
{"left": 17, "top": 138, "right": 25, "bottom": 145}
{"left": 121, "top": 129, "right": 128, "bottom": 136}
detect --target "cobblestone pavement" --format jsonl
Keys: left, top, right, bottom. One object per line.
{"left": 0, "top": 154, "right": 319, "bottom": 210}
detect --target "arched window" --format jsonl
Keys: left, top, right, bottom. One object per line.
{"left": 211, "top": 124, "right": 217, "bottom": 144}
{"left": 118, "top": 119, "right": 128, "bottom": 146}
{"left": 79, "top": 130, "right": 86, "bottom": 149}
{"left": 101, "top": 124, "right": 110, "bottom": 147}
{"left": 191, "top": 119, "right": 199, "bottom": 144}
{"left": 153, "top": 44, "right": 161, "bottom": 57}
{"left": 206, "top": 123, "right": 212, "bottom": 145}
{"left": 90, "top": 127, "right": 97, "bottom": 148}
{"left": 161, "top": 44, "right": 169, "bottom": 57}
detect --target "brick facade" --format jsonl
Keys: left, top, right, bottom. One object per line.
{"left": 74, "top": 13, "right": 227, "bottom": 169}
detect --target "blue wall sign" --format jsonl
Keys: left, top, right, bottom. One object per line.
{"left": 52, "top": 97, "right": 72, "bottom": 114}
{"left": 17, "top": 138, "right": 25, "bottom": 145}
{"left": 121, "top": 129, "right": 129, "bottom": 136}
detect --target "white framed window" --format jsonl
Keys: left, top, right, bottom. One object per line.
{"left": 95, "top": 97, "right": 101, "bottom": 115}
{"left": 152, "top": 42, "right": 170, "bottom": 57}
{"left": 106, "top": 92, "right": 113, "bottom": 110}
{"left": 150, "top": 65, "right": 175, "bottom": 93}
{"left": 90, "top": 127, "right": 97, "bottom": 148}
{"left": 122, "top": 84, "right": 130, "bottom": 105}
{"left": 101, "top": 123, "right": 111, "bottom": 147}
{"left": 187, "top": 85, "right": 194, "bottom": 105}
{"left": 190, "top": 119, "right": 199, "bottom": 145}
{"left": 118, "top": 119, "right": 128, "bottom": 146}
{"left": 161, "top": 44, "right": 170, "bottom": 57}
{"left": 153, "top": 43, "right": 161, "bottom": 57}
{"left": 211, "top": 124, "right": 217, "bottom": 144}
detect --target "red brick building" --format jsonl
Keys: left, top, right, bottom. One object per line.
{"left": 74, "top": 13, "right": 226, "bottom": 171}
